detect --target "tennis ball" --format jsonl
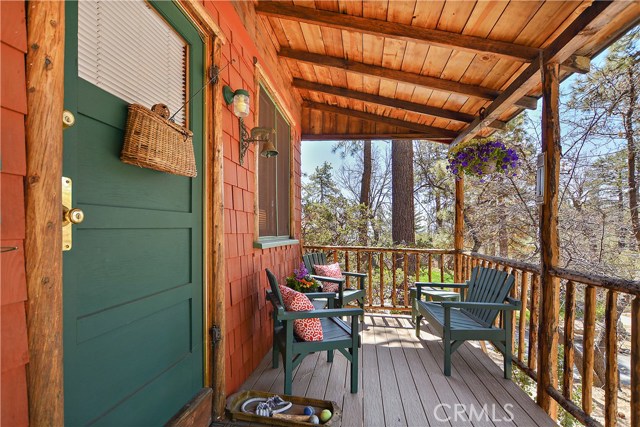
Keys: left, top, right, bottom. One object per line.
{"left": 319, "top": 409, "right": 332, "bottom": 422}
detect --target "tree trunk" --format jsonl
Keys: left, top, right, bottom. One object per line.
{"left": 624, "top": 67, "right": 640, "bottom": 250}
{"left": 498, "top": 198, "right": 509, "bottom": 257}
{"left": 435, "top": 193, "right": 443, "bottom": 230}
{"left": 392, "top": 140, "right": 415, "bottom": 271}
{"left": 358, "top": 140, "right": 372, "bottom": 245}
{"left": 464, "top": 209, "right": 482, "bottom": 252}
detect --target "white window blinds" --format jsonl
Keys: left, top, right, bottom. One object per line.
{"left": 78, "top": 0, "right": 187, "bottom": 125}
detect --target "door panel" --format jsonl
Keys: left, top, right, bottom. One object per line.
{"left": 63, "top": 2, "right": 204, "bottom": 426}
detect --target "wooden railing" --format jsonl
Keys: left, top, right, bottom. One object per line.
{"left": 302, "top": 245, "right": 639, "bottom": 427}
{"left": 303, "top": 245, "right": 456, "bottom": 312}
{"left": 461, "top": 252, "right": 639, "bottom": 427}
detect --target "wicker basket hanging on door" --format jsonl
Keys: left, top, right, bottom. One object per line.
{"left": 121, "top": 103, "right": 197, "bottom": 177}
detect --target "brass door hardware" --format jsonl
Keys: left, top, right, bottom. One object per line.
{"left": 63, "top": 110, "right": 76, "bottom": 128}
{"left": 62, "top": 177, "right": 84, "bottom": 251}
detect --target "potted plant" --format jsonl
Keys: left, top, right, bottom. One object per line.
{"left": 286, "top": 263, "right": 322, "bottom": 293}
{"left": 447, "top": 140, "right": 519, "bottom": 180}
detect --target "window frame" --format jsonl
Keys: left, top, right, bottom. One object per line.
{"left": 253, "top": 79, "right": 296, "bottom": 248}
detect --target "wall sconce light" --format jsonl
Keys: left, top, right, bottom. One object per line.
{"left": 223, "top": 85, "right": 278, "bottom": 165}
{"left": 223, "top": 86, "right": 250, "bottom": 117}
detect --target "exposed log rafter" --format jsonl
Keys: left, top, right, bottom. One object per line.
{"left": 280, "top": 48, "right": 538, "bottom": 110}
{"left": 294, "top": 79, "right": 506, "bottom": 130}
{"left": 304, "top": 101, "right": 458, "bottom": 140}
{"left": 256, "top": 2, "right": 540, "bottom": 62}
{"left": 451, "top": 1, "right": 629, "bottom": 148}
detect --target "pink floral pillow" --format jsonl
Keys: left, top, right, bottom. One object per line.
{"left": 278, "top": 285, "right": 323, "bottom": 342}
{"left": 313, "top": 263, "right": 342, "bottom": 293}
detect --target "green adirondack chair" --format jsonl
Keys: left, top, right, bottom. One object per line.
{"left": 266, "top": 269, "right": 362, "bottom": 395}
{"left": 302, "top": 252, "right": 366, "bottom": 311}
{"left": 415, "top": 266, "right": 521, "bottom": 378}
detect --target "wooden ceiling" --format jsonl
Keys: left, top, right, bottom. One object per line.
{"left": 255, "top": 0, "right": 640, "bottom": 144}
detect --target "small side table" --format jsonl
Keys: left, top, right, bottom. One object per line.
{"left": 410, "top": 285, "right": 461, "bottom": 323}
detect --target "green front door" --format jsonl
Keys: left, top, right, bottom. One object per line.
{"left": 63, "top": 2, "right": 205, "bottom": 426}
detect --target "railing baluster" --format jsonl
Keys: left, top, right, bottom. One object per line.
{"left": 582, "top": 285, "right": 596, "bottom": 415}
{"left": 416, "top": 252, "right": 420, "bottom": 282}
{"left": 562, "top": 280, "right": 575, "bottom": 401}
{"left": 632, "top": 296, "right": 639, "bottom": 427}
{"left": 357, "top": 250, "right": 361, "bottom": 276}
{"left": 528, "top": 274, "right": 540, "bottom": 371}
{"left": 368, "top": 252, "right": 373, "bottom": 307}
{"left": 379, "top": 252, "right": 384, "bottom": 307}
{"left": 428, "top": 254, "right": 432, "bottom": 282}
{"left": 392, "top": 253, "right": 397, "bottom": 308}
{"left": 518, "top": 271, "right": 529, "bottom": 363}
{"left": 605, "top": 290, "right": 618, "bottom": 426}
{"left": 404, "top": 253, "right": 409, "bottom": 307}
{"left": 440, "top": 254, "right": 445, "bottom": 281}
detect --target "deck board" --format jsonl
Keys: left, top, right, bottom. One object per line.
{"left": 235, "top": 314, "right": 556, "bottom": 426}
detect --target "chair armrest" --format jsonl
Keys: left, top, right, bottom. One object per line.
{"left": 278, "top": 307, "right": 364, "bottom": 321}
{"left": 310, "top": 275, "right": 345, "bottom": 284}
{"left": 305, "top": 292, "right": 337, "bottom": 301}
{"left": 415, "top": 281, "right": 468, "bottom": 289}
{"left": 505, "top": 297, "right": 522, "bottom": 309}
{"left": 440, "top": 301, "right": 520, "bottom": 311}
{"left": 343, "top": 271, "right": 366, "bottom": 278}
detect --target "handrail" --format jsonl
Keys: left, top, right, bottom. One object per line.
{"left": 305, "top": 245, "right": 455, "bottom": 254}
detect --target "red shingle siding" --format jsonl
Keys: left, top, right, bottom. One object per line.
{"left": 202, "top": 1, "right": 303, "bottom": 394}
{"left": 1, "top": 1, "right": 29, "bottom": 426}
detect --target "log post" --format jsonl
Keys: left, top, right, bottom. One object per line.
{"left": 632, "top": 297, "right": 639, "bottom": 427}
{"left": 454, "top": 177, "right": 464, "bottom": 283}
{"left": 210, "top": 38, "right": 226, "bottom": 419}
{"left": 24, "top": 2, "right": 66, "bottom": 426}
{"left": 604, "top": 291, "right": 618, "bottom": 426}
{"left": 536, "top": 61, "right": 561, "bottom": 419}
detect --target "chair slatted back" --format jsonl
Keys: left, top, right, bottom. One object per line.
{"left": 302, "top": 252, "right": 328, "bottom": 275}
{"left": 463, "top": 267, "right": 515, "bottom": 327}
{"left": 266, "top": 268, "right": 284, "bottom": 307}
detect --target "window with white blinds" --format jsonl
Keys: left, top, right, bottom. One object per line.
{"left": 78, "top": 0, "right": 188, "bottom": 125}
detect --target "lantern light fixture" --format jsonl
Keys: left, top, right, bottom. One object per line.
{"left": 223, "top": 85, "right": 278, "bottom": 165}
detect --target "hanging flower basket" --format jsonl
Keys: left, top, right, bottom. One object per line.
{"left": 447, "top": 140, "right": 519, "bottom": 180}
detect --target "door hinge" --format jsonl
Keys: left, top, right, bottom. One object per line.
{"left": 210, "top": 325, "right": 222, "bottom": 346}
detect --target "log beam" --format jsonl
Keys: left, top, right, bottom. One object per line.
{"left": 536, "top": 61, "right": 561, "bottom": 419}
{"left": 454, "top": 177, "right": 464, "bottom": 283}
{"left": 281, "top": 48, "right": 537, "bottom": 110}
{"left": 561, "top": 55, "right": 591, "bottom": 75}
{"left": 24, "top": 1, "right": 66, "bottom": 426}
{"left": 256, "top": 2, "right": 539, "bottom": 62}
{"left": 304, "top": 101, "right": 458, "bottom": 140}
{"left": 294, "top": 79, "right": 506, "bottom": 130}
{"left": 301, "top": 133, "right": 450, "bottom": 143}
{"left": 451, "top": 1, "right": 625, "bottom": 148}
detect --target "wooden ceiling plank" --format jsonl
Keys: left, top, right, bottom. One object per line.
{"left": 304, "top": 101, "right": 460, "bottom": 138}
{"left": 301, "top": 132, "right": 452, "bottom": 143}
{"left": 279, "top": 47, "right": 537, "bottom": 109}
{"left": 451, "top": 1, "right": 628, "bottom": 147}
{"left": 256, "top": 1, "right": 540, "bottom": 62}
{"left": 293, "top": 78, "right": 505, "bottom": 129}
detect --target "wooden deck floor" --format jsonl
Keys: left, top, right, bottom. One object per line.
{"left": 235, "top": 315, "right": 556, "bottom": 427}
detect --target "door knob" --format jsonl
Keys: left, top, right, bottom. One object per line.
{"left": 64, "top": 207, "right": 85, "bottom": 225}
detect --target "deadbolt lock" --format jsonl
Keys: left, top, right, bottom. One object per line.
{"left": 62, "top": 177, "right": 84, "bottom": 251}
